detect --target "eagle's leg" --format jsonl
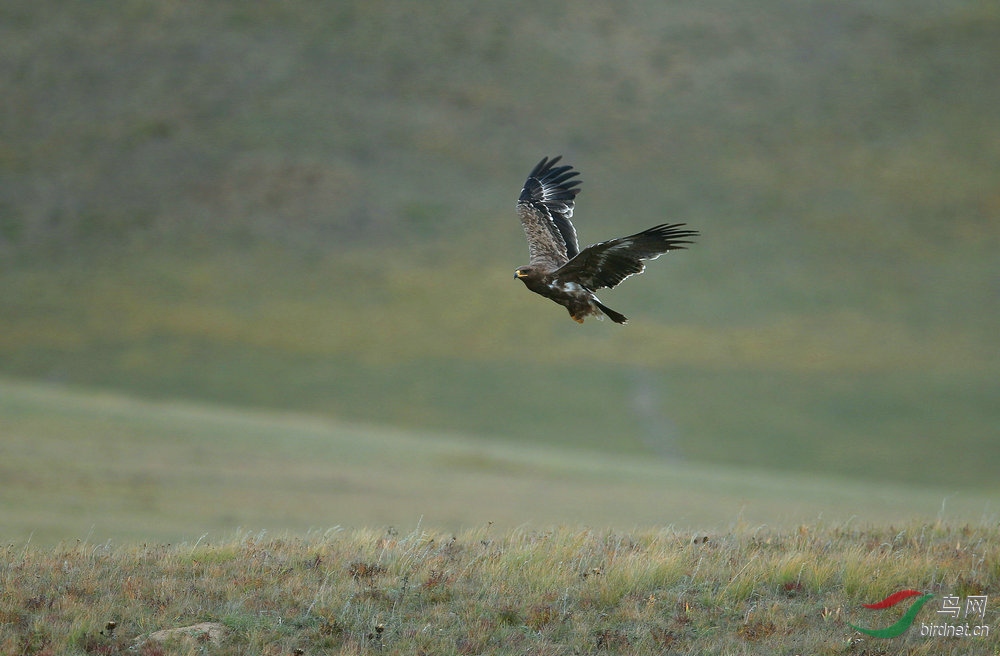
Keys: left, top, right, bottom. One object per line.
{"left": 565, "top": 306, "right": 587, "bottom": 323}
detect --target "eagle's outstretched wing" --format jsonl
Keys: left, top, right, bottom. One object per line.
{"left": 554, "top": 223, "right": 698, "bottom": 290}
{"left": 516, "top": 156, "right": 582, "bottom": 270}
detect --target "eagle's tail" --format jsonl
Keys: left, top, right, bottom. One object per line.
{"left": 594, "top": 300, "right": 628, "bottom": 325}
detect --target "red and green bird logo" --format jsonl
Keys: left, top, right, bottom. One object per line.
{"left": 849, "top": 589, "right": 935, "bottom": 638}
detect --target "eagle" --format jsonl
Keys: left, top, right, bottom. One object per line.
{"left": 514, "top": 156, "right": 697, "bottom": 324}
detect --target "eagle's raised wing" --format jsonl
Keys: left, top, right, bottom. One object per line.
{"left": 554, "top": 223, "right": 698, "bottom": 290}
{"left": 516, "top": 156, "right": 582, "bottom": 270}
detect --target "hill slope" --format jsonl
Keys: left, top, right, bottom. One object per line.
{"left": 2, "top": 379, "right": 995, "bottom": 547}
{"left": 1, "top": 0, "right": 998, "bottom": 487}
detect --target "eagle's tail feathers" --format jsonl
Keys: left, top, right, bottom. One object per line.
{"left": 594, "top": 300, "right": 628, "bottom": 324}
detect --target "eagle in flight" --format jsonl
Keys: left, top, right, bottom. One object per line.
{"left": 514, "top": 156, "right": 697, "bottom": 324}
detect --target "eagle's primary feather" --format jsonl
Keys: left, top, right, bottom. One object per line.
{"left": 516, "top": 155, "right": 581, "bottom": 268}
{"left": 514, "top": 157, "right": 697, "bottom": 324}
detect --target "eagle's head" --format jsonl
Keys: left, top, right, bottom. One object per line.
{"left": 514, "top": 266, "right": 536, "bottom": 283}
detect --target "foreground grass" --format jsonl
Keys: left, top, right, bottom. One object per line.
{"left": 2, "top": 523, "right": 997, "bottom": 655}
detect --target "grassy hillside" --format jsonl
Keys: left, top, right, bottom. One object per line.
{"left": 2, "top": 246, "right": 997, "bottom": 490}
{"left": 3, "top": 522, "right": 997, "bottom": 655}
{"left": 1, "top": 0, "right": 998, "bottom": 488}
{"left": 2, "top": 379, "right": 996, "bottom": 549}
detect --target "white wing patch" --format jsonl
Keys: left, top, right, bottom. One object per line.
{"left": 555, "top": 280, "right": 585, "bottom": 294}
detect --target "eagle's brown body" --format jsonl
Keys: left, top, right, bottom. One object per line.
{"left": 515, "top": 267, "right": 626, "bottom": 324}
{"left": 514, "top": 156, "right": 697, "bottom": 324}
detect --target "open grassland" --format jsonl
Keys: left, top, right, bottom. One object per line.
{"left": 2, "top": 523, "right": 997, "bottom": 655}
{"left": 2, "top": 0, "right": 999, "bottom": 492}
{"left": 2, "top": 379, "right": 996, "bottom": 549}
{"left": 1, "top": 8, "right": 997, "bottom": 650}
{"left": 2, "top": 252, "right": 998, "bottom": 491}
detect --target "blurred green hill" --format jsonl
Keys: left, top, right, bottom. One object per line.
{"left": 1, "top": 0, "right": 998, "bottom": 488}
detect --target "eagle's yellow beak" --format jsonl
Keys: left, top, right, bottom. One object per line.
{"left": 514, "top": 270, "right": 524, "bottom": 279}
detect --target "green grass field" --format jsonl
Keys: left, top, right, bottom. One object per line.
{"left": 2, "top": 0, "right": 998, "bottom": 493}
{"left": 3, "top": 250, "right": 998, "bottom": 493}
{"left": 2, "top": 378, "right": 995, "bottom": 548}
